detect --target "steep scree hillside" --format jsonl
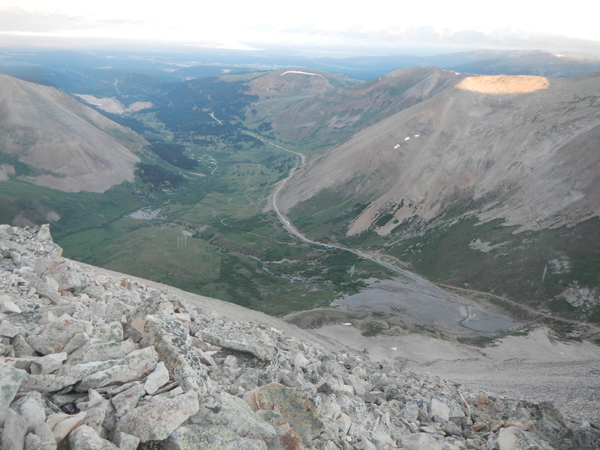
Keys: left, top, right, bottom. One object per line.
{"left": 277, "top": 73, "right": 600, "bottom": 315}
{"left": 279, "top": 73, "right": 600, "bottom": 233}
{"left": 0, "top": 75, "right": 145, "bottom": 193}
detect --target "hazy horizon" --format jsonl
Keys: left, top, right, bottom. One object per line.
{"left": 1, "top": 0, "right": 600, "bottom": 57}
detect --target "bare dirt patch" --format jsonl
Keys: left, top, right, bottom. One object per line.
{"left": 0, "top": 164, "right": 15, "bottom": 180}
{"left": 74, "top": 94, "right": 152, "bottom": 114}
{"left": 127, "top": 101, "right": 153, "bottom": 112}
{"left": 469, "top": 238, "right": 506, "bottom": 253}
{"left": 455, "top": 75, "right": 550, "bottom": 94}
{"left": 128, "top": 208, "right": 161, "bottom": 220}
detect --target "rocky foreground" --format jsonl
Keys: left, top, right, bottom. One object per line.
{"left": 0, "top": 225, "right": 599, "bottom": 450}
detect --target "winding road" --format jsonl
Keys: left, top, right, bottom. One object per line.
{"left": 247, "top": 131, "right": 599, "bottom": 334}
{"left": 245, "top": 131, "right": 437, "bottom": 284}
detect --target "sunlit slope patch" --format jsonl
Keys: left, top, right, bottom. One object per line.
{"left": 280, "top": 73, "right": 600, "bottom": 321}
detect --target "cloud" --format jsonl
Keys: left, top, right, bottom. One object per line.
{"left": 1, "top": 1, "right": 599, "bottom": 55}
{"left": 239, "top": 25, "right": 600, "bottom": 55}
{"left": 0, "top": 7, "right": 76, "bottom": 33}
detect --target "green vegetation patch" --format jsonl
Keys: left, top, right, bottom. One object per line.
{"left": 387, "top": 215, "right": 600, "bottom": 323}
{"left": 147, "top": 142, "right": 199, "bottom": 170}
{"left": 136, "top": 163, "right": 185, "bottom": 190}
{"left": 457, "top": 336, "right": 497, "bottom": 348}
{"left": 0, "top": 153, "right": 33, "bottom": 177}
{"left": 287, "top": 187, "right": 370, "bottom": 242}
{"left": 361, "top": 319, "right": 389, "bottom": 337}
{"left": 283, "top": 309, "right": 366, "bottom": 329}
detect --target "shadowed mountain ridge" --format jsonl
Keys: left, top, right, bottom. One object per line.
{"left": 0, "top": 74, "right": 146, "bottom": 193}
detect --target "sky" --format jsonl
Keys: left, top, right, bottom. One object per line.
{"left": 1, "top": 0, "right": 599, "bottom": 55}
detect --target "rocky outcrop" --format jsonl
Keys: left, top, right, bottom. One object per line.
{"left": 0, "top": 224, "right": 599, "bottom": 449}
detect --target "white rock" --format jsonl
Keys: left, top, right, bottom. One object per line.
{"left": 293, "top": 352, "right": 310, "bottom": 368}
{"left": 80, "top": 399, "right": 110, "bottom": 435}
{"left": 45, "top": 413, "right": 70, "bottom": 431}
{"left": 144, "top": 361, "right": 170, "bottom": 395}
{"left": 401, "top": 433, "right": 442, "bottom": 450}
{"left": 115, "top": 390, "right": 200, "bottom": 442}
{"left": 112, "top": 431, "right": 140, "bottom": 450}
{"left": 2, "top": 409, "right": 27, "bottom": 450}
{"left": 0, "top": 320, "right": 25, "bottom": 338}
{"left": 199, "top": 326, "right": 276, "bottom": 361}
{"left": 111, "top": 384, "right": 145, "bottom": 418}
{"left": 0, "top": 299, "right": 21, "bottom": 314}
{"left": 26, "top": 315, "right": 92, "bottom": 355}
{"left": 167, "top": 425, "right": 267, "bottom": 450}
{"left": 20, "top": 397, "right": 46, "bottom": 432}
{"left": 76, "top": 365, "right": 140, "bottom": 392}
{"left": 190, "top": 392, "right": 275, "bottom": 443}
{"left": 61, "top": 332, "right": 90, "bottom": 355}
{"left": 31, "top": 352, "right": 67, "bottom": 375}
{"left": 498, "top": 427, "right": 518, "bottom": 450}
{"left": 431, "top": 398, "right": 450, "bottom": 422}
{"left": 51, "top": 411, "right": 87, "bottom": 444}
{"left": 66, "top": 339, "right": 138, "bottom": 365}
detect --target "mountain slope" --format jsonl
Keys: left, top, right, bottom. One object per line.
{"left": 279, "top": 73, "right": 600, "bottom": 320}
{"left": 0, "top": 74, "right": 145, "bottom": 193}
{"left": 280, "top": 73, "right": 600, "bottom": 232}
{"left": 245, "top": 67, "right": 355, "bottom": 99}
{"left": 248, "top": 67, "right": 466, "bottom": 152}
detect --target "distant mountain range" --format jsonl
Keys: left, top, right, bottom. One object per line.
{"left": 2, "top": 48, "right": 600, "bottom": 88}
{"left": 307, "top": 49, "right": 600, "bottom": 79}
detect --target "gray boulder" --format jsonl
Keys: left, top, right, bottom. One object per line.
{"left": 164, "top": 425, "right": 267, "bottom": 450}
{"left": 66, "top": 339, "right": 138, "bottom": 366}
{"left": 25, "top": 315, "right": 92, "bottom": 355}
{"left": 2, "top": 409, "right": 28, "bottom": 450}
{"left": 191, "top": 392, "right": 275, "bottom": 443}
{"left": 115, "top": 390, "right": 200, "bottom": 442}
{"left": 67, "top": 425, "right": 119, "bottom": 450}
{"left": 0, "top": 363, "right": 27, "bottom": 425}
{"left": 199, "top": 326, "right": 276, "bottom": 362}
{"left": 141, "top": 315, "right": 212, "bottom": 394}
